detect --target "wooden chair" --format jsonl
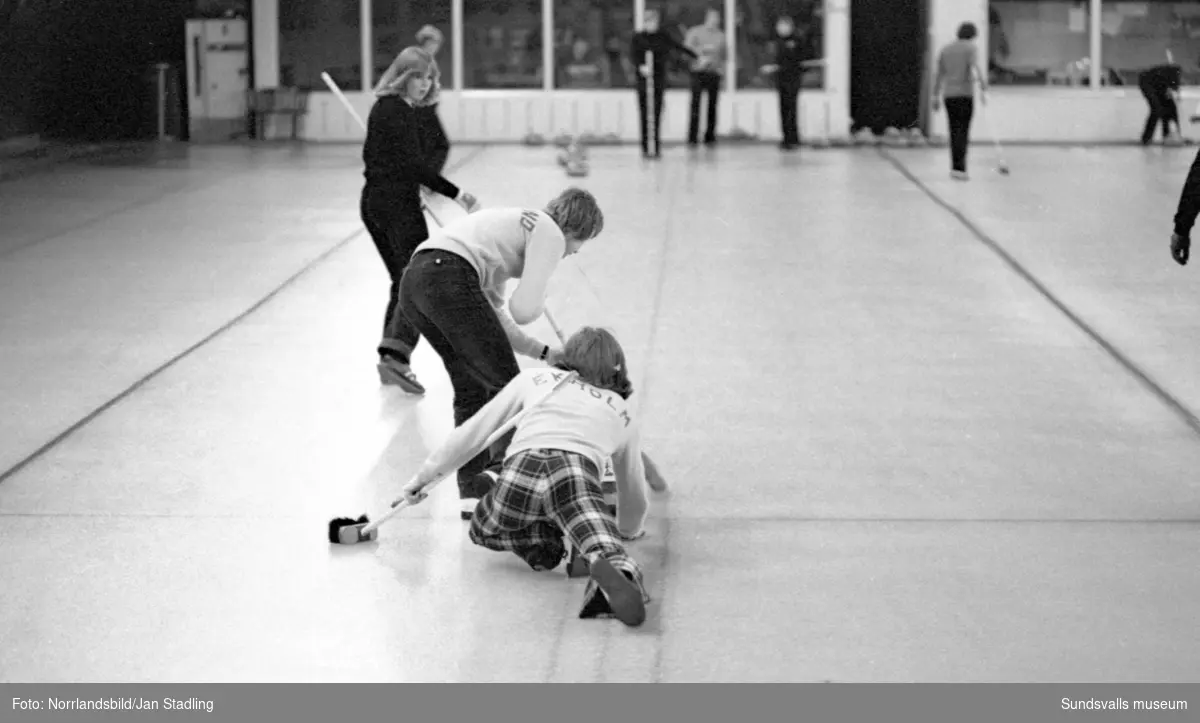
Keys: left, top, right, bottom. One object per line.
{"left": 246, "top": 87, "right": 310, "bottom": 140}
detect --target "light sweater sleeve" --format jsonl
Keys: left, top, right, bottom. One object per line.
{"left": 508, "top": 213, "right": 566, "bottom": 325}
{"left": 485, "top": 287, "right": 549, "bottom": 359}
{"left": 610, "top": 423, "right": 649, "bottom": 537}
{"left": 417, "top": 376, "right": 526, "bottom": 480}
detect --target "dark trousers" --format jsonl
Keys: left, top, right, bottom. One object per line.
{"left": 944, "top": 96, "right": 974, "bottom": 172}
{"left": 636, "top": 77, "right": 666, "bottom": 156}
{"left": 778, "top": 79, "right": 801, "bottom": 146}
{"left": 688, "top": 71, "right": 721, "bottom": 144}
{"left": 1140, "top": 84, "right": 1178, "bottom": 144}
{"left": 360, "top": 185, "right": 429, "bottom": 363}
{"left": 398, "top": 249, "right": 521, "bottom": 496}
{"left": 418, "top": 104, "right": 451, "bottom": 172}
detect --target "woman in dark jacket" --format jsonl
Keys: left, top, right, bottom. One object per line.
{"left": 415, "top": 25, "right": 452, "bottom": 171}
{"left": 361, "top": 46, "right": 478, "bottom": 393}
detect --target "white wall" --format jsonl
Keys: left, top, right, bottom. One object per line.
{"left": 291, "top": 88, "right": 840, "bottom": 143}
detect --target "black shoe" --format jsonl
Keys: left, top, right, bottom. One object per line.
{"left": 515, "top": 542, "right": 567, "bottom": 571}
{"left": 580, "top": 558, "right": 646, "bottom": 627}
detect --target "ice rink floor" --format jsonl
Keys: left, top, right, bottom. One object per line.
{"left": 1, "top": 140, "right": 1197, "bottom": 683}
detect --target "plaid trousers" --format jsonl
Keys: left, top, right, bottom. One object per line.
{"left": 469, "top": 448, "right": 650, "bottom": 618}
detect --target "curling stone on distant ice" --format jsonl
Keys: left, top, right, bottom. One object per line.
{"left": 603, "top": 132, "right": 621, "bottom": 145}
{"left": 853, "top": 128, "right": 879, "bottom": 145}
{"left": 523, "top": 132, "right": 546, "bottom": 146}
{"left": 553, "top": 133, "right": 574, "bottom": 148}
{"left": 565, "top": 158, "right": 590, "bottom": 177}
{"left": 905, "top": 127, "right": 928, "bottom": 147}
{"left": 881, "top": 126, "right": 908, "bottom": 147}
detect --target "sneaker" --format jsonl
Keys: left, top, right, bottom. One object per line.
{"left": 377, "top": 356, "right": 425, "bottom": 395}
{"left": 581, "top": 558, "right": 646, "bottom": 627}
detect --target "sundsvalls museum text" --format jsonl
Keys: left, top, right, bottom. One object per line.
{"left": 1062, "top": 697, "right": 1188, "bottom": 712}
{"left": 13, "top": 697, "right": 215, "bottom": 713}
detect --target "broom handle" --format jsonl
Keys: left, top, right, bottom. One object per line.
{"left": 320, "top": 71, "right": 445, "bottom": 228}
{"left": 362, "top": 371, "right": 580, "bottom": 534}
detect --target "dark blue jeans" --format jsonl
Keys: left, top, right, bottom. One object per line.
{"left": 398, "top": 249, "right": 520, "bottom": 496}
{"left": 360, "top": 185, "right": 429, "bottom": 363}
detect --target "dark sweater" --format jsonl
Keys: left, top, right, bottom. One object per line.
{"left": 771, "top": 32, "right": 816, "bottom": 83}
{"left": 362, "top": 95, "right": 458, "bottom": 198}
{"left": 630, "top": 31, "right": 696, "bottom": 82}
{"left": 1140, "top": 64, "right": 1182, "bottom": 93}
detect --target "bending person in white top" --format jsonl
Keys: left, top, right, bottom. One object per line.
{"left": 397, "top": 187, "right": 605, "bottom": 517}
{"left": 399, "top": 327, "right": 653, "bottom": 627}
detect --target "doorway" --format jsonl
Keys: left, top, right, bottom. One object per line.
{"left": 849, "top": 0, "right": 928, "bottom": 134}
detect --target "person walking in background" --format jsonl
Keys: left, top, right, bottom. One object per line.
{"left": 631, "top": 7, "right": 697, "bottom": 159}
{"left": 760, "top": 15, "right": 820, "bottom": 151}
{"left": 415, "top": 25, "right": 451, "bottom": 172}
{"left": 1138, "top": 61, "right": 1183, "bottom": 146}
{"left": 932, "top": 22, "right": 987, "bottom": 180}
{"left": 685, "top": 7, "right": 726, "bottom": 147}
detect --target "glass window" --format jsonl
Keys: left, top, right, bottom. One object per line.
{"left": 553, "top": 0, "right": 636, "bottom": 89}
{"left": 279, "top": 0, "right": 362, "bottom": 91}
{"left": 371, "top": 0, "right": 453, "bottom": 90}
{"left": 1100, "top": 1, "right": 1200, "bottom": 87}
{"left": 988, "top": 0, "right": 1094, "bottom": 86}
{"left": 735, "top": 0, "right": 824, "bottom": 89}
{"left": 463, "top": 0, "right": 544, "bottom": 88}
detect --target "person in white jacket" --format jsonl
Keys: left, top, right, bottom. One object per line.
{"left": 399, "top": 326, "right": 657, "bottom": 627}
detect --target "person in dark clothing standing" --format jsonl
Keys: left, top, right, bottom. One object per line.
{"left": 1169, "top": 148, "right": 1199, "bottom": 265}
{"left": 415, "top": 25, "right": 452, "bottom": 172}
{"left": 1139, "top": 63, "right": 1182, "bottom": 146}
{"left": 631, "top": 8, "right": 697, "bottom": 158}
{"left": 760, "top": 15, "right": 819, "bottom": 151}
{"left": 361, "top": 46, "right": 479, "bottom": 394}
{"left": 933, "top": 22, "right": 987, "bottom": 180}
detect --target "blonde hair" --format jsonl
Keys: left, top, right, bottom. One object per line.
{"left": 544, "top": 187, "right": 604, "bottom": 241}
{"left": 554, "top": 327, "right": 633, "bottom": 399}
{"left": 374, "top": 46, "right": 441, "bottom": 106}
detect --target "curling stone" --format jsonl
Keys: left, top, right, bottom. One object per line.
{"left": 853, "top": 128, "right": 878, "bottom": 146}
{"left": 523, "top": 132, "right": 546, "bottom": 147}
{"left": 328, "top": 515, "right": 378, "bottom": 545}
{"left": 565, "top": 159, "right": 589, "bottom": 177}
{"left": 554, "top": 133, "right": 574, "bottom": 148}
{"left": 603, "top": 132, "right": 621, "bottom": 145}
